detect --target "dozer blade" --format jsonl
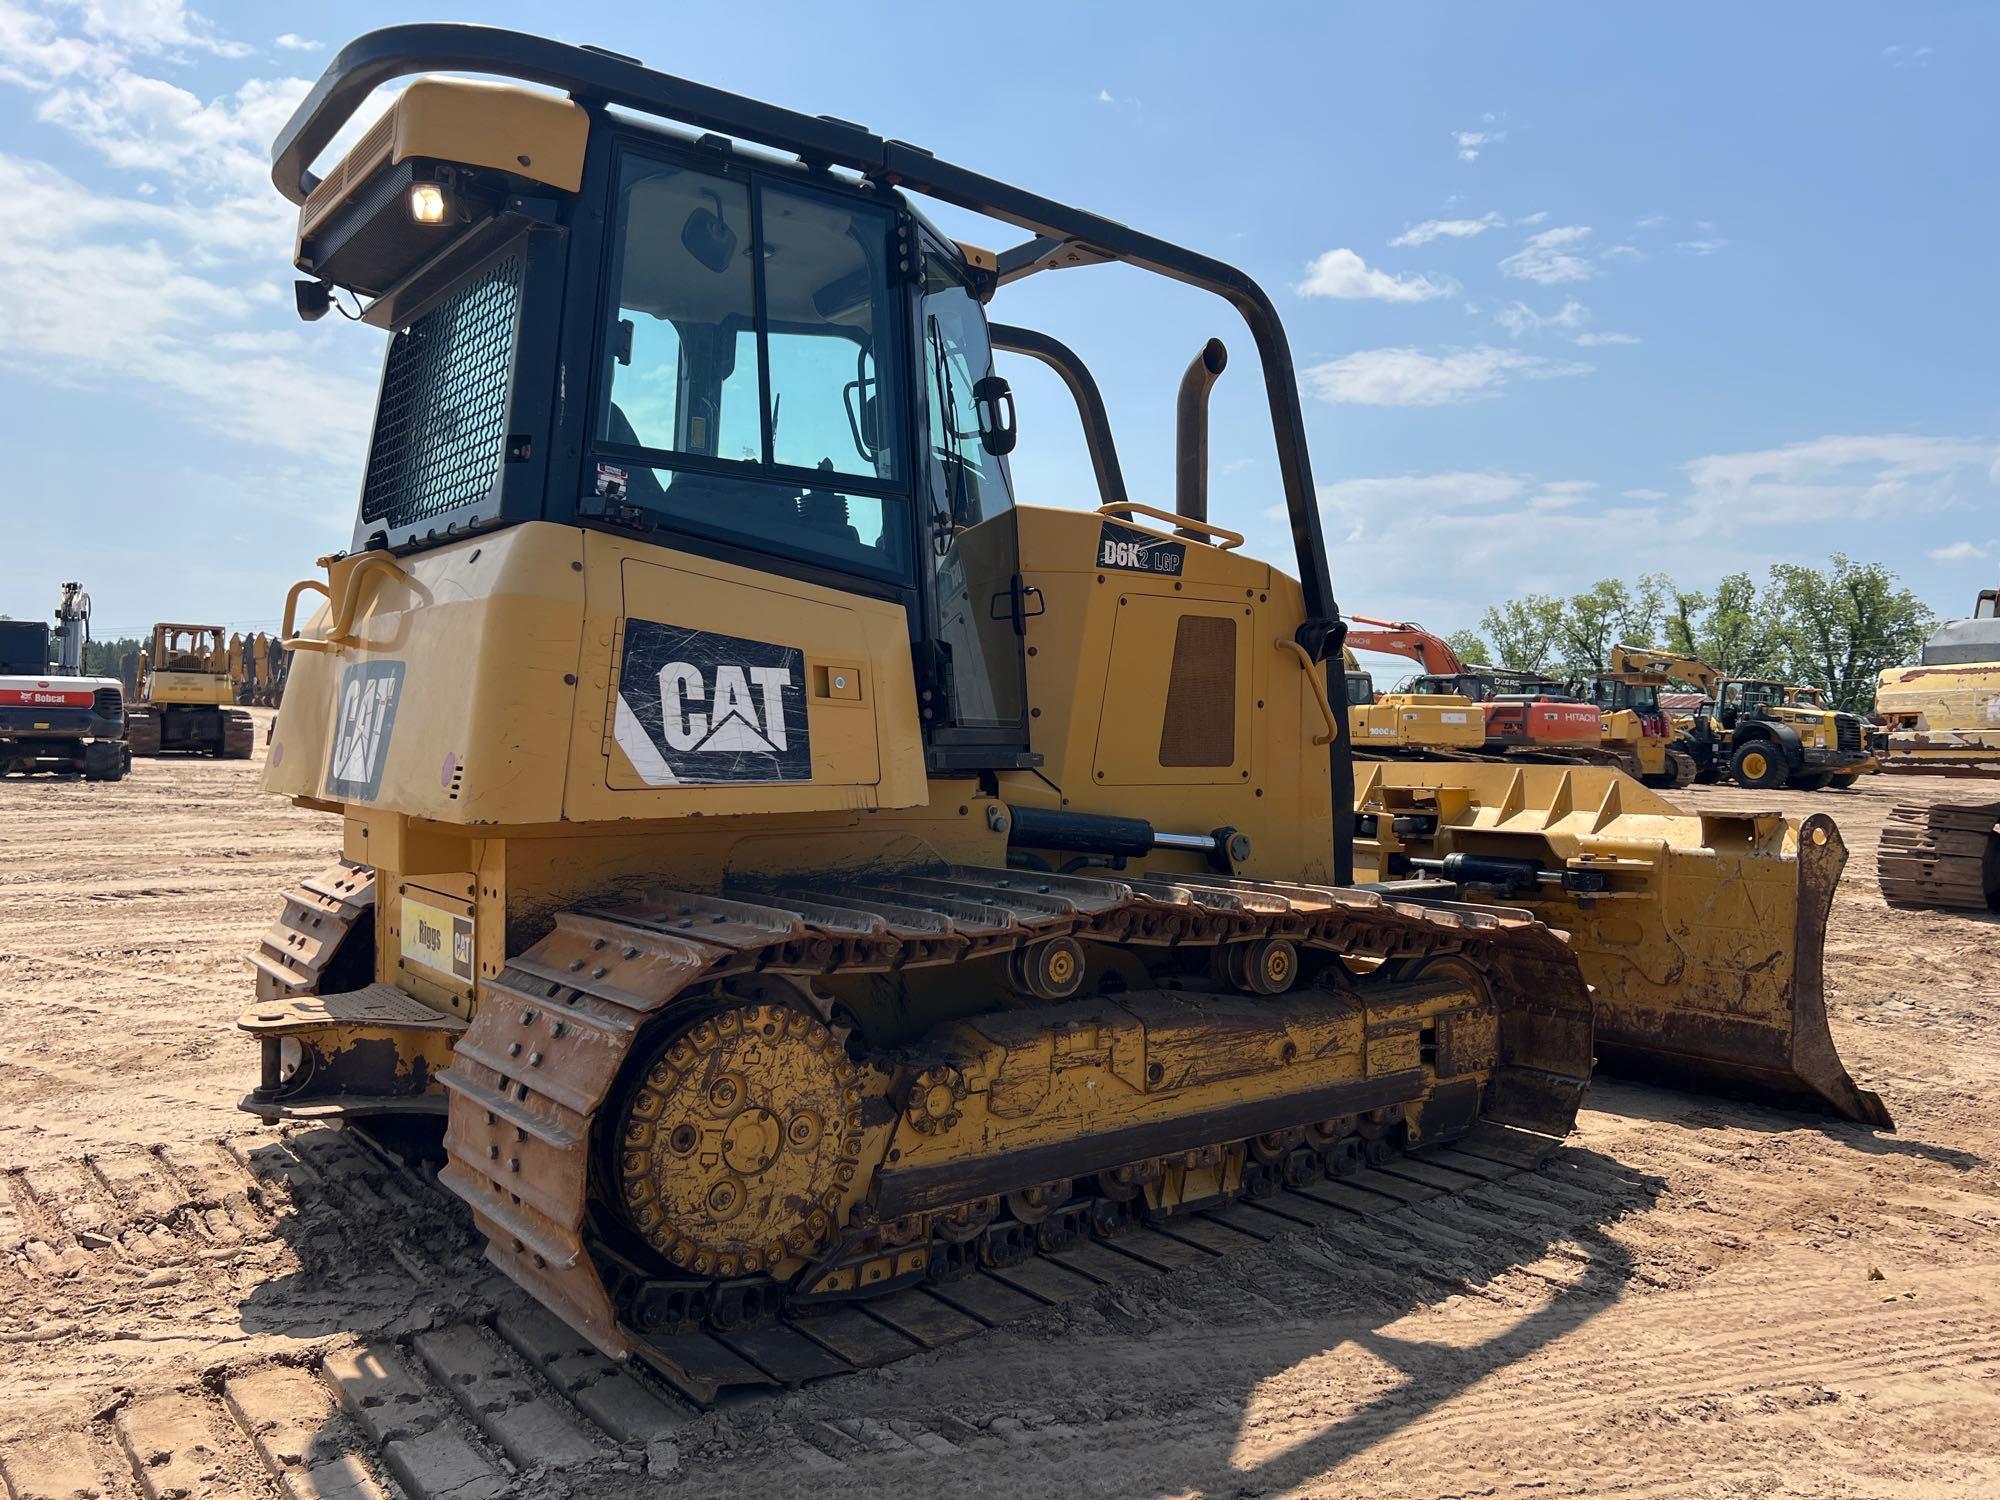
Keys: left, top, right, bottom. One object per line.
{"left": 1355, "top": 761, "right": 1892, "bottom": 1129}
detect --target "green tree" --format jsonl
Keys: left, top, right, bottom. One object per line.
{"left": 1479, "top": 595, "right": 1563, "bottom": 671}
{"left": 1553, "top": 578, "right": 1641, "bottom": 676}
{"left": 1767, "top": 555, "right": 1933, "bottom": 710}
{"left": 1445, "top": 629, "right": 1493, "bottom": 666}
{"left": 84, "top": 637, "right": 145, "bottom": 678}
{"left": 1695, "top": 572, "right": 1785, "bottom": 679}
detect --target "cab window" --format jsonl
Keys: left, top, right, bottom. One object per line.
{"left": 595, "top": 154, "right": 910, "bottom": 581}
{"left": 921, "top": 249, "right": 1026, "bottom": 732}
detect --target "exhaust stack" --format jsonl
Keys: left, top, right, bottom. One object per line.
{"left": 1175, "top": 338, "right": 1227, "bottom": 535}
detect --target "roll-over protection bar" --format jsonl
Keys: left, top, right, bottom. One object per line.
{"left": 273, "top": 23, "right": 1354, "bottom": 878}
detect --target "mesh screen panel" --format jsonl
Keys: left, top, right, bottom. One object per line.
{"left": 360, "top": 253, "right": 523, "bottom": 528}
{"left": 1158, "top": 614, "right": 1237, "bottom": 766}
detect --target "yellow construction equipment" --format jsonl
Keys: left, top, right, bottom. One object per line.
{"left": 1614, "top": 644, "right": 1872, "bottom": 790}
{"left": 126, "top": 623, "right": 255, "bottom": 758}
{"left": 238, "top": 27, "right": 1884, "bottom": 1402}
{"left": 1876, "top": 587, "right": 2000, "bottom": 776}
{"left": 1342, "top": 649, "right": 1487, "bottom": 755}
{"left": 1877, "top": 798, "right": 2000, "bottom": 911}
{"left": 1577, "top": 647, "right": 1697, "bottom": 788}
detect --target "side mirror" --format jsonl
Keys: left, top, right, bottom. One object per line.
{"left": 973, "top": 374, "right": 1017, "bottom": 456}
{"left": 843, "top": 377, "right": 884, "bottom": 460}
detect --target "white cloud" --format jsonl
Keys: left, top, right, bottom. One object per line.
{"left": 1297, "top": 247, "right": 1455, "bottom": 303}
{"left": 1391, "top": 211, "right": 1503, "bottom": 247}
{"left": 1601, "top": 244, "right": 1644, "bottom": 262}
{"left": 0, "top": 153, "right": 376, "bottom": 460}
{"left": 33, "top": 0, "right": 246, "bottom": 59}
{"left": 1303, "top": 345, "right": 1591, "bottom": 406}
{"left": 1685, "top": 434, "right": 2000, "bottom": 533}
{"left": 1675, "top": 238, "right": 1728, "bottom": 256}
{"left": 1623, "top": 488, "right": 1668, "bottom": 501}
{"left": 1635, "top": 213, "right": 1667, "bottom": 230}
{"left": 1496, "top": 298, "right": 1589, "bottom": 337}
{"left": 1928, "top": 541, "right": 1989, "bottom": 562}
{"left": 1094, "top": 87, "right": 1112, "bottom": 103}
{"left": 1514, "top": 211, "right": 1547, "bottom": 226}
{"left": 273, "top": 32, "right": 319, "bottom": 51}
{"left": 1882, "top": 44, "right": 1933, "bottom": 68}
{"left": 1500, "top": 225, "right": 1596, "bottom": 284}
{"left": 1454, "top": 128, "right": 1505, "bottom": 162}
{"left": 1573, "top": 331, "right": 1640, "bottom": 346}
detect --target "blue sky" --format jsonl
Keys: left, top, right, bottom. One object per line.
{"left": 1, "top": 2, "right": 1995, "bottom": 658}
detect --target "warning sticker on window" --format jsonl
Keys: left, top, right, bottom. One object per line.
{"left": 612, "top": 620, "right": 812, "bottom": 786}
{"left": 1096, "top": 519, "right": 1186, "bottom": 576}
{"left": 324, "top": 660, "right": 404, "bottom": 801}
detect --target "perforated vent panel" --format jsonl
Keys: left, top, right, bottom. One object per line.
{"left": 1158, "top": 614, "right": 1238, "bottom": 766}
{"left": 360, "top": 253, "right": 523, "bottom": 530}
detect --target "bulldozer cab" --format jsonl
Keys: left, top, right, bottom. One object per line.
{"left": 268, "top": 31, "right": 1359, "bottom": 789}
{"left": 154, "top": 625, "right": 223, "bottom": 673}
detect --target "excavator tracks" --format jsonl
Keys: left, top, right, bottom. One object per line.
{"left": 1878, "top": 800, "right": 2000, "bottom": 911}
{"left": 435, "top": 864, "right": 1594, "bottom": 1403}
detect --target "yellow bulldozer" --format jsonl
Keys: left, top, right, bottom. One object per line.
{"left": 239, "top": 26, "right": 1886, "bottom": 1402}
{"left": 126, "top": 623, "right": 256, "bottom": 758}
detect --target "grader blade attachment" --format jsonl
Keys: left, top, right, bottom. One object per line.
{"left": 1354, "top": 761, "right": 1891, "bottom": 1129}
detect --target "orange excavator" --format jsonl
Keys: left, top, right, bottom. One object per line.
{"left": 1346, "top": 616, "right": 1609, "bottom": 758}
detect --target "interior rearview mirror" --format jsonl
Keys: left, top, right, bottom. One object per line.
{"left": 973, "top": 374, "right": 1017, "bottom": 456}
{"left": 681, "top": 191, "right": 738, "bottom": 274}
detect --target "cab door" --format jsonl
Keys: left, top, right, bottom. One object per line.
{"left": 916, "top": 241, "right": 1030, "bottom": 764}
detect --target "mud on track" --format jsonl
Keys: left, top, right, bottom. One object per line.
{"left": 3, "top": 724, "right": 1999, "bottom": 1498}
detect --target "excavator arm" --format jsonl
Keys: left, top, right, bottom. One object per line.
{"left": 1348, "top": 615, "right": 1470, "bottom": 676}
{"left": 1610, "top": 642, "right": 1723, "bottom": 692}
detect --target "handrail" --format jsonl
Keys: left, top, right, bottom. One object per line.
{"left": 281, "top": 555, "right": 412, "bottom": 654}
{"left": 1276, "top": 638, "right": 1341, "bottom": 747}
{"left": 1095, "top": 502, "right": 1244, "bottom": 552}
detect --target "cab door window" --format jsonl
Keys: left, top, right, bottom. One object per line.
{"left": 922, "top": 250, "right": 1026, "bottom": 732}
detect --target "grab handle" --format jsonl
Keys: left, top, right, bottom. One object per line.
{"left": 1094, "top": 502, "right": 1244, "bottom": 551}
{"left": 1276, "top": 638, "right": 1341, "bottom": 747}
{"left": 281, "top": 554, "right": 411, "bottom": 654}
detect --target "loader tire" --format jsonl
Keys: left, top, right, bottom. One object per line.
{"left": 1730, "top": 740, "right": 1790, "bottom": 790}
{"left": 1793, "top": 773, "right": 1832, "bottom": 791}
{"left": 1829, "top": 773, "right": 1862, "bottom": 789}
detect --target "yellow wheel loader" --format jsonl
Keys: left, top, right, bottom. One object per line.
{"left": 240, "top": 26, "right": 1885, "bottom": 1402}
{"left": 1616, "top": 645, "right": 1871, "bottom": 790}
{"left": 126, "top": 623, "right": 256, "bottom": 758}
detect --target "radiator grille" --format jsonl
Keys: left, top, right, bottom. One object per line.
{"left": 360, "top": 253, "right": 523, "bottom": 530}
{"left": 93, "top": 687, "right": 122, "bottom": 718}
{"left": 1158, "top": 615, "right": 1237, "bottom": 767}
{"left": 1836, "top": 715, "right": 1861, "bottom": 752}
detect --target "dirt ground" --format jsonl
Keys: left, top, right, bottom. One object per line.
{"left": 3, "top": 719, "right": 1998, "bottom": 1499}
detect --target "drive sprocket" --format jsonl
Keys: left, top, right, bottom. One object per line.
{"left": 616, "top": 1002, "right": 863, "bottom": 1279}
